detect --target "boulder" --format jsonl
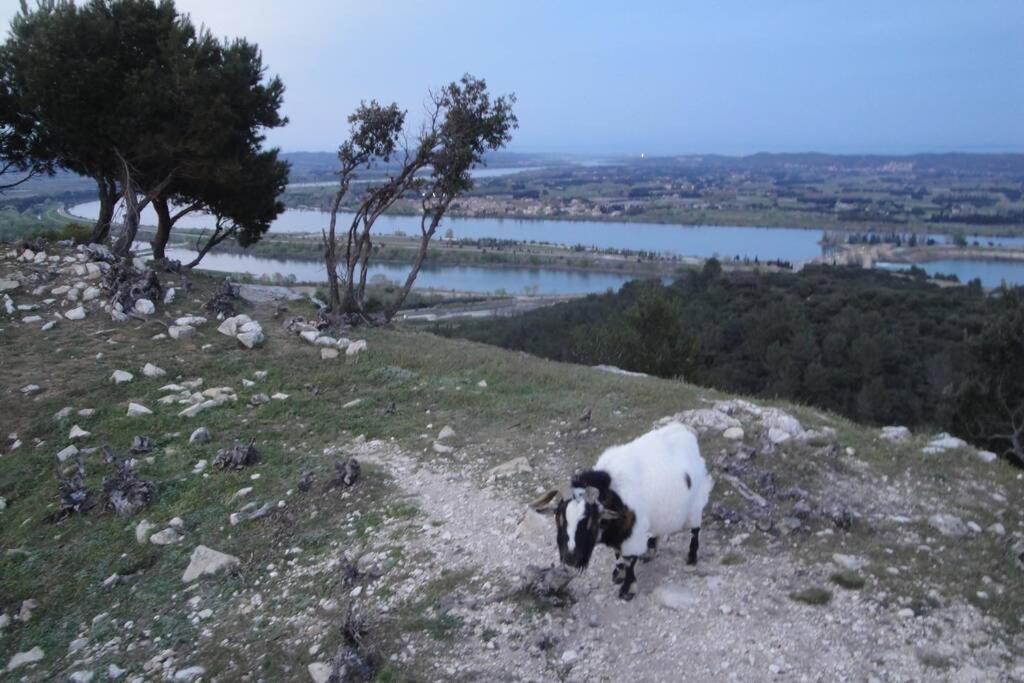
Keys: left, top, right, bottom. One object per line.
{"left": 134, "top": 299, "right": 155, "bottom": 315}
{"left": 65, "top": 306, "right": 86, "bottom": 321}
{"left": 182, "top": 545, "right": 240, "bottom": 582}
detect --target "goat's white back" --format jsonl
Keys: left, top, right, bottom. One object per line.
{"left": 595, "top": 422, "right": 712, "bottom": 555}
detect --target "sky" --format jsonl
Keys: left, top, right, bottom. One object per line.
{"left": 2, "top": 0, "right": 1023, "bottom": 155}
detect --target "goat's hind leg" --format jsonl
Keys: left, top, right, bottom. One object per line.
{"left": 687, "top": 527, "right": 701, "bottom": 565}
{"left": 617, "top": 556, "right": 639, "bottom": 600}
{"left": 641, "top": 536, "right": 659, "bottom": 563}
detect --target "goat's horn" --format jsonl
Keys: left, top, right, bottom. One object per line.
{"left": 528, "top": 488, "right": 560, "bottom": 510}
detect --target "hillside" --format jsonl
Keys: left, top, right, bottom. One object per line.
{"left": 1, "top": 243, "right": 1023, "bottom": 681}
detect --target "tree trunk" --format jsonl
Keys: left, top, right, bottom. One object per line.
{"left": 151, "top": 198, "right": 173, "bottom": 260}
{"left": 324, "top": 190, "right": 345, "bottom": 312}
{"left": 87, "top": 176, "right": 116, "bottom": 244}
{"left": 385, "top": 212, "right": 444, "bottom": 322}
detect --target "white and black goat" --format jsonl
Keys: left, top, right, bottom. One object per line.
{"left": 530, "top": 422, "right": 713, "bottom": 600}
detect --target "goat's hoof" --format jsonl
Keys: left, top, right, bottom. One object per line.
{"left": 612, "top": 567, "right": 626, "bottom": 584}
{"left": 618, "top": 586, "right": 636, "bottom": 601}
{"left": 686, "top": 556, "right": 697, "bottom": 566}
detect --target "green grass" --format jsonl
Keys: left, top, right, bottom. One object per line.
{"left": 789, "top": 587, "right": 833, "bottom": 606}
{"left": 829, "top": 571, "right": 866, "bottom": 590}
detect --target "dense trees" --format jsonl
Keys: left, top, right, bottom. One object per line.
{"left": 323, "top": 75, "right": 516, "bottom": 320}
{"left": 439, "top": 264, "right": 1024, "bottom": 464}
{"left": 1, "top": 0, "right": 287, "bottom": 262}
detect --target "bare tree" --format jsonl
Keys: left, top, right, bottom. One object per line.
{"left": 324, "top": 75, "right": 516, "bottom": 322}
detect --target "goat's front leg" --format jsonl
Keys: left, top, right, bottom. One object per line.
{"left": 616, "top": 555, "right": 639, "bottom": 600}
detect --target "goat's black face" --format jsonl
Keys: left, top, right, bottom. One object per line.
{"left": 554, "top": 493, "right": 601, "bottom": 570}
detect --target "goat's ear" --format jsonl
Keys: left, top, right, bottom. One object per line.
{"left": 528, "top": 488, "right": 561, "bottom": 513}
{"left": 584, "top": 486, "right": 600, "bottom": 505}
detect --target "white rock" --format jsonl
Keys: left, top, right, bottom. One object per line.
{"left": 675, "top": 408, "right": 741, "bottom": 434}
{"left": 169, "top": 516, "right": 184, "bottom": 529}
{"left": 69, "top": 670, "right": 94, "bottom": 682}
{"left": 767, "top": 427, "right": 792, "bottom": 444}
{"left": 111, "top": 370, "right": 134, "bottom": 384}
{"left": 21, "top": 315, "right": 42, "bottom": 323}
{"left": 175, "top": 315, "right": 207, "bottom": 326}
{"left": 56, "top": 444, "right": 79, "bottom": 462}
{"left": 0, "top": 279, "right": 19, "bottom": 292}
{"left": 41, "top": 321, "right": 56, "bottom": 331}
{"left": 314, "top": 335, "right": 337, "bottom": 347}
{"left": 149, "top": 528, "right": 182, "bottom": 545}
{"left": 107, "top": 664, "right": 126, "bottom": 679}
{"left": 342, "top": 398, "right": 362, "bottom": 408}
{"left": 976, "top": 450, "right": 998, "bottom": 463}
{"left": 722, "top": 426, "right": 745, "bottom": 440}
{"left": 299, "top": 330, "right": 320, "bottom": 344}
{"left": 189, "top": 427, "right": 211, "bottom": 444}
{"left": 172, "top": 666, "right": 206, "bottom": 682}
{"left": 135, "top": 520, "right": 155, "bottom": 544}
{"left": 182, "top": 545, "right": 240, "bottom": 582}
{"left": 881, "top": 425, "right": 911, "bottom": 442}
{"left": 560, "top": 650, "right": 578, "bottom": 665}
{"left": 6, "top": 646, "right": 44, "bottom": 671}
{"left": 922, "top": 433, "right": 968, "bottom": 454}
{"left": 320, "top": 347, "right": 339, "bottom": 360}
{"left": 653, "top": 583, "right": 696, "bottom": 610}
{"left": 68, "top": 637, "right": 89, "bottom": 653}
{"left": 134, "top": 299, "right": 155, "bottom": 315}
{"left": 237, "top": 329, "right": 265, "bottom": 349}
{"left": 928, "top": 513, "right": 968, "bottom": 537}
{"left": 432, "top": 442, "right": 454, "bottom": 454}
{"left": 168, "top": 325, "right": 195, "bottom": 340}
{"left": 832, "top": 553, "right": 867, "bottom": 570}
{"left": 438, "top": 425, "right": 456, "bottom": 440}
{"left": 486, "top": 456, "right": 532, "bottom": 479}
{"left": 478, "top": 379, "right": 488, "bottom": 388}
{"left": 142, "top": 363, "right": 166, "bottom": 378}
{"left": 346, "top": 339, "right": 367, "bottom": 356}
{"left": 69, "top": 425, "right": 91, "bottom": 440}
{"left": 20, "top": 383, "right": 41, "bottom": 395}
{"left": 127, "top": 402, "right": 152, "bottom": 417}
{"left": 308, "top": 662, "right": 331, "bottom": 683}
{"left": 163, "top": 288, "right": 176, "bottom": 304}
{"left": 271, "top": 393, "right": 289, "bottom": 400}
{"left": 987, "top": 523, "right": 1006, "bottom": 536}
{"left": 54, "top": 406, "right": 73, "bottom": 421}
{"left": 65, "top": 306, "right": 86, "bottom": 321}
{"left": 82, "top": 286, "right": 101, "bottom": 302}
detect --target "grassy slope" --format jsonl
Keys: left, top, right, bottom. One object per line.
{"left": 1, "top": 253, "right": 1022, "bottom": 678}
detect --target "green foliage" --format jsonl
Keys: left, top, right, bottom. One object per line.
{"left": 830, "top": 571, "right": 866, "bottom": 590}
{"left": 439, "top": 266, "right": 1016, "bottom": 441}
{"left": 789, "top": 587, "right": 833, "bottom": 605}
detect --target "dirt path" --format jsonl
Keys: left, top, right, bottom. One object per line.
{"left": 353, "top": 439, "right": 1014, "bottom": 683}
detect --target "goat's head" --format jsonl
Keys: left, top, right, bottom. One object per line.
{"left": 529, "top": 485, "right": 617, "bottom": 571}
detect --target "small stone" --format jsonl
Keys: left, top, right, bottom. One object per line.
{"left": 149, "top": 527, "right": 183, "bottom": 544}
{"left": 189, "top": 427, "right": 211, "bottom": 444}
{"left": 432, "top": 442, "right": 454, "bottom": 454}
{"left": 880, "top": 425, "right": 911, "bottom": 442}
{"left": 237, "top": 329, "right": 265, "bottom": 349}
{"left": 929, "top": 513, "right": 968, "bottom": 537}
{"left": 6, "top": 646, "right": 44, "bottom": 671}
{"left": 57, "top": 444, "right": 79, "bottom": 462}
{"left": 142, "top": 363, "right": 166, "bottom": 378}
{"left": 169, "top": 516, "right": 184, "bottom": 529}
{"left": 987, "top": 523, "right": 1006, "bottom": 536}
{"left": 135, "top": 520, "right": 155, "bottom": 544}
{"left": 69, "top": 670, "right": 94, "bottom": 683}
{"left": 181, "top": 545, "right": 240, "bottom": 582}
{"left": 107, "top": 664, "right": 126, "bottom": 680}
{"left": 69, "top": 425, "right": 91, "bottom": 440}
{"left": 897, "top": 607, "right": 915, "bottom": 618}
{"left": 68, "top": 637, "right": 89, "bottom": 653}
{"left": 345, "top": 339, "right": 367, "bottom": 357}
{"left": 486, "top": 456, "right": 532, "bottom": 478}
{"left": 438, "top": 425, "right": 456, "bottom": 440}
{"left": 111, "top": 370, "right": 134, "bottom": 384}
{"left": 722, "top": 426, "right": 744, "bottom": 440}
{"left": 172, "top": 666, "right": 206, "bottom": 682}
{"left": 976, "top": 450, "right": 998, "bottom": 463}
{"left": 250, "top": 393, "right": 270, "bottom": 406}
{"left": 163, "top": 288, "right": 176, "bottom": 304}
{"left": 832, "top": 553, "right": 867, "bottom": 570}
{"left": 320, "top": 347, "right": 338, "bottom": 360}
{"left": 308, "top": 662, "right": 331, "bottom": 683}
{"left": 653, "top": 583, "right": 696, "bottom": 610}
{"left": 168, "top": 325, "right": 195, "bottom": 340}
{"left": 477, "top": 379, "right": 487, "bottom": 388}
{"left": 561, "top": 650, "right": 578, "bottom": 665}
{"left": 342, "top": 398, "right": 362, "bottom": 408}
{"left": 299, "top": 330, "right": 319, "bottom": 344}
{"left": 127, "top": 402, "right": 152, "bottom": 417}
{"left": 134, "top": 299, "right": 155, "bottom": 315}
{"left": 271, "top": 393, "right": 288, "bottom": 400}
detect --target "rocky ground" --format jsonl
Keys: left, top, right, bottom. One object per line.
{"left": 1, "top": 241, "right": 1023, "bottom": 682}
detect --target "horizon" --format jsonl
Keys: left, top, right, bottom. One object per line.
{"left": 3, "top": 0, "right": 1022, "bottom": 156}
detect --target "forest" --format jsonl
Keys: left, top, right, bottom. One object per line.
{"left": 438, "top": 263, "right": 1024, "bottom": 465}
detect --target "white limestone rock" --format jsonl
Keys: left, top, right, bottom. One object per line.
{"left": 142, "top": 363, "right": 166, "bottom": 378}
{"left": 126, "top": 402, "right": 152, "bottom": 417}
{"left": 181, "top": 545, "right": 240, "bottom": 583}
{"left": 134, "top": 299, "right": 155, "bottom": 315}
